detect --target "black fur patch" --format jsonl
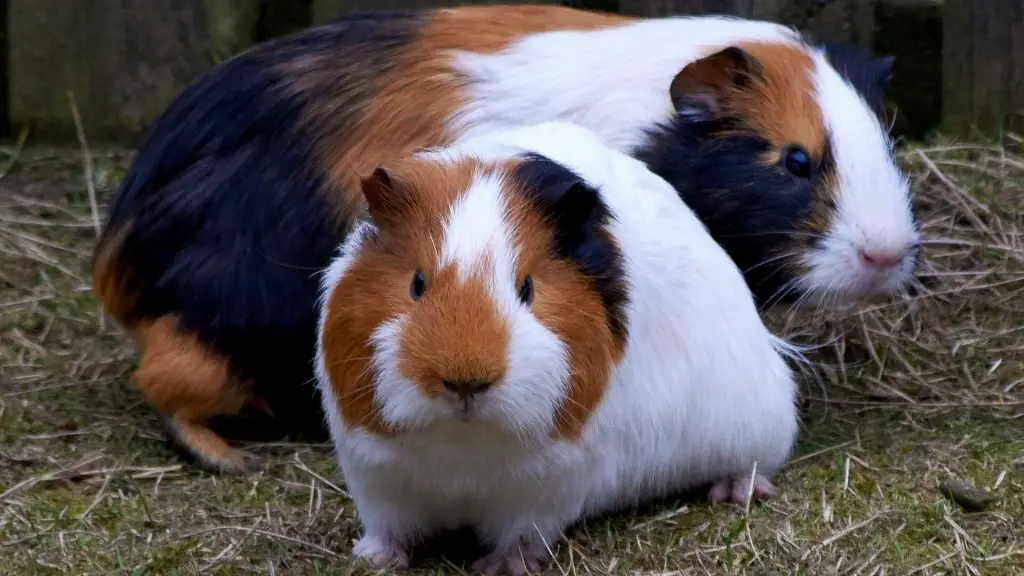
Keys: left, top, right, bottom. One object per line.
{"left": 97, "top": 11, "right": 426, "bottom": 436}
{"left": 635, "top": 120, "right": 833, "bottom": 308}
{"left": 511, "top": 153, "right": 630, "bottom": 344}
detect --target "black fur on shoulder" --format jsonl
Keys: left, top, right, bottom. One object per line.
{"left": 98, "top": 11, "right": 424, "bottom": 435}
{"left": 511, "top": 153, "right": 630, "bottom": 344}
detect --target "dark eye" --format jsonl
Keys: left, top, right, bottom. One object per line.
{"left": 518, "top": 275, "right": 534, "bottom": 306}
{"left": 410, "top": 269, "right": 426, "bottom": 301}
{"left": 783, "top": 147, "right": 812, "bottom": 179}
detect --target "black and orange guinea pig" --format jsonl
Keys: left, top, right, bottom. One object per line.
{"left": 91, "top": 5, "right": 919, "bottom": 473}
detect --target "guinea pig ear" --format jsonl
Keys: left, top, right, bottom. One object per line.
{"left": 669, "top": 46, "right": 764, "bottom": 121}
{"left": 515, "top": 154, "right": 602, "bottom": 242}
{"left": 549, "top": 179, "right": 601, "bottom": 241}
{"left": 360, "top": 167, "right": 411, "bottom": 224}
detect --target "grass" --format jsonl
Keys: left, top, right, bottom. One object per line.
{"left": 1, "top": 137, "right": 1023, "bottom": 576}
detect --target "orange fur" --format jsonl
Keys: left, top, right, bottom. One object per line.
{"left": 673, "top": 42, "right": 826, "bottom": 160}
{"left": 133, "top": 316, "right": 261, "bottom": 472}
{"left": 279, "top": 5, "right": 630, "bottom": 225}
{"left": 91, "top": 222, "right": 137, "bottom": 328}
{"left": 502, "top": 173, "right": 618, "bottom": 440}
{"left": 398, "top": 263, "right": 510, "bottom": 397}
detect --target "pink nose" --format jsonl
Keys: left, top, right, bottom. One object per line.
{"left": 858, "top": 248, "right": 903, "bottom": 269}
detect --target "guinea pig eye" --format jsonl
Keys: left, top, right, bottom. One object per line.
{"left": 410, "top": 269, "right": 426, "bottom": 301}
{"left": 783, "top": 147, "right": 812, "bottom": 179}
{"left": 518, "top": 275, "right": 534, "bottom": 306}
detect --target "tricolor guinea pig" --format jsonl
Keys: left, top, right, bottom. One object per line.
{"left": 91, "top": 5, "right": 915, "bottom": 473}
{"left": 314, "top": 121, "right": 800, "bottom": 574}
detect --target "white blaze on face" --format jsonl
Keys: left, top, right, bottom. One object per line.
{"left": 371, "top": 167, "right": 571, "bottom": 437}
{"left": 800, "top": 51, "right": 920, "bottom": 303}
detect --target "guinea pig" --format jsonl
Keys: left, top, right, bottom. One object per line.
{"left": 314, "top": 120, "right": 801, "bottom": 574}
{"left": 92, "top": 4, "right": 913, "bottom": 473}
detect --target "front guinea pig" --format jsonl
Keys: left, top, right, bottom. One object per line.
{"left": 635, "top": 40, "right": 921, "bottom": 309}
{"left": 316, "top": 120, "right": 803, "bottom": 574}
{"left": 314, "top": 151, "right": 623, "bottom": 574}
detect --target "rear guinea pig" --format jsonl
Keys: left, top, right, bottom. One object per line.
{"left": 315, "top": 121, "right": 799, "bottom": 574}
{"left": 93, "top": 5, "right": 913, "bottom": 473}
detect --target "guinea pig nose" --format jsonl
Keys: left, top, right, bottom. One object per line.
{"left": 858, "top": 247, "right": 903, "bottom": 269}
{"left": 442, "top": 379, "right": 493, "bottom": 397}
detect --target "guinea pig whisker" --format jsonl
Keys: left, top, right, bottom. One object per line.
{"left": 323, "top": 355, "right": 377, "bottom": 368}
{"left": 812, "top": 276, "right": 844, "bottom": 318}
{"left": 761, "top": 277, "right": 801, "bottom": 311}
{"left": 743, "top": 251, "right": 802, "bottom": 274}
{"left": 719, "top": 231, "right": 826, "bottom": 241}
{"left": 257, "top": 252, "right": 329, "bottom": 272}
{"left": 335, "top": 383, "right": 378, "bottom": 404}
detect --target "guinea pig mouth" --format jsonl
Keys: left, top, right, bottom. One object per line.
{"left": 445, "top": 396, "right": 483, "bottom": 422}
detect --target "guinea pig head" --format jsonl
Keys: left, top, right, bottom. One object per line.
{"left": 655, "top": 40, "right": 919, "bottom": 309}
{"left": 317, "top": 153, "right": 627, "bottom": 440}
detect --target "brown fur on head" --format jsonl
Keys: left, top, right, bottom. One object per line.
{"left": 317, "top": 149, "right": 630, "bottom": 440}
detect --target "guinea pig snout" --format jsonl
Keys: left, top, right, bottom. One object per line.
{"left": 397, "top": 271, "right": 511, "bottom": 401}
{"left": 856, "top": 240, "right": 919, "bottom": 271}
{"left": 442, "top": 378, "right": 494, "bottom": 398}
{"left": 858, "top": 247, "right": 903, "bottom": 269}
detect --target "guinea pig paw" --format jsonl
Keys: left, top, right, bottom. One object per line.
{"left": 472, "top": 546, "right": 544, "bottom": 575}
{"left": 708, "top": 474, "right": 775, "bottom": 505}
{"left": 352, "top": 534, "right": 410, "bottom": 569}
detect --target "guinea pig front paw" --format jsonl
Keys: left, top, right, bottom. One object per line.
{"left": 351, "top": 533, "right": 410, "bottom": 570}
{"left": 471, "top": 544, "right": 546, "bottom": 576}
{"left": 707, "top": 473, "right": 775, "bottom": 505}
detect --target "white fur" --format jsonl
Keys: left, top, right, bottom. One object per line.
{"left": 799, "top": 52, "right": 921, "bottom": 303}
{"left": 315, "top": 121, "right": 799, "bottom": 569}
{"left": 448, "top": 14, "right": 918, "bottom": 305}
{"left": 449, "top": 16, "right": 798, "bottom": 152}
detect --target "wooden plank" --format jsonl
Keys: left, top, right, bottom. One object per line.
{"left": 204, "top": 0, "right": 263, "bottom": 63}
{"left": 971, "top": 0, "right": 1009, "bottom": 132}
{"left": 0, "top": 0, "right": 9, "bottom": 138}
{"left": 943, "top": 0, "right": 1024, "bottom": 136}
{"left": 618, "top": 1, "right": 872, "bottom": 48}
{"left": 775, "top": 0, "right": 875, "bottom": 48}
{"left": 255, "top": 0, "right": 314, "bottom": 42}
{"left": 9, "top": 0, "right": 211, "bottom": 145}
{"left": 874, "top": 1, "right": 943, "bottom": 139}
{"left": 617, "top": 1, "right": 772, "bottom": 18}
{"left": 313, "top": 0, "right": 563, "bottom": 24}
{"left": 941, "top": 0, "right": 973, "bottom": 135}
{"left": 1009, "top": 2, "right": 1024, "bottom": 140}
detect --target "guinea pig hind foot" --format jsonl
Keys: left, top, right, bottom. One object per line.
{"left": 159, "top": 413, "right": 263, "bottom": 474}
{"left": 707, "top": 473, "right": 776, "bottom": 506}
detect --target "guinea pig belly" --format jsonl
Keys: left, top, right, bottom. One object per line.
{"left": 332, "top": 425, "right": 591, "bottom": 554}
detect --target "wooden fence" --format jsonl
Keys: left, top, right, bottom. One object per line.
{"left": 2, "top": 0, "right": 1021, "bottom": 145}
